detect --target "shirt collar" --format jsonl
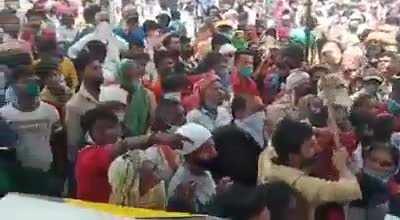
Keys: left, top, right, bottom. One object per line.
{"left": 78, "top": 84, "right": 99, "bottom": 104}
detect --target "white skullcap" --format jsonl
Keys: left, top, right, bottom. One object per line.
{"left": 286, "top": 71, "right": 310, "bottom": 91}
{"left": 99, "top": 85, "right": 129, "bottom": 105}
{"left": 219, "top": 44, "right": 237, "bottom": 55}
{"left": 175, "top": 123, "right": 212, "bottom": 155}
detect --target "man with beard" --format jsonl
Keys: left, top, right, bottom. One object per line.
{"left": 168, "top": 123, "right": 224, "bottom": 213}
{"left": 258, "top": 118, "right": 362, "bottom": 220}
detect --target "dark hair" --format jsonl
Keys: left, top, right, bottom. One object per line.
{"left": 143, "top": 20, "right": 160, "bottom": 35}
{"left": 380, "top": 51, "right": 397, "bottom": 60}
{"left": 153, "top": 50, "right": 176, "bottom": 68}
{"left": 73, "top": 41, "right": 104, "bottom": 73}
{"left": 86, "top": 40, "right": 107, "bottom": 62}
{"left": 0, "top": 52, "right": 32, "bottom": 69}
{"left": 282, "top": 44, "right": 304, "bottom": 59}
{"left": 213, "top": 182, "right": 295, "bottom": 220}
{"left": 36, "top": 38, "right": 58, "bottom": 54}
{"left": 9, "top": 65, "right": 34, "bottom": 84}
{"left": 352, "top": 94, "right": 373, "bottom": 111}
{"left": 234, "top": 50, "right": 254, "bottom": 64}
{"left": 373, "top": 114, "right": 395, "bottom": 142}
{"left": 261, "top": 182, "right": 296, "bottom": 220}
{"left": 83, "top": 4, "right": 101, "bottom": 23}
{"left": 171, "top": 10, "right": 180, "bottom": 20}
{"left": 153, "top": 98, "right": 181, "bottom": 130}
{"left": 231, "top": 95, "right": 247, "bottom": 119}
{"left": 161, "top": 74, "right": 188, "bottom": 92}
{"left": 206, "top": 5, "right": 220, "bottom": 17}
{"left": 272, "top": 118, "right": 313, "bottom": 163}
{"left": 386, "top": 16, "right": 400, "bottom": 26}
{"left": 34, "top": 58, "right": 59, "bottom": 80}
{"left": 80, "top": 107, "right": 119, "bottom": 134}
{"left": 193, "top": 52, "right": 224, "bottom": 74}
{"left": 156, "top": 13, "right": 171, "bottom": 26}
{"left": 364, "top": 142, "right": 400, "bottom": 168}
{"left": 162, "top": 33, "right": 180, "bottom": 47}
{"left": 211, "top": 33, "right": 231, "bottom": 51}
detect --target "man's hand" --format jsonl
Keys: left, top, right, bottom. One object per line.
{"left": 176, "top": 181, "right": 196, "bottom": 202}
{"left": 150, "top": 132, "right": 193, "bottom": 149}
{"left": 332, "top": 147, "right": 349, "bottom": 172}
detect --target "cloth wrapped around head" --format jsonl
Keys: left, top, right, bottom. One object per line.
{"left": 183, "top": 73, "right": 220, "bottom": 110}
{"left": 108, "top": 150, "right": 146, "bottom": 206}
{"left": 116, "top": 59, "right": 137, "bottom": 89}
{"left": 108, "top": 149, "right": 166, "bottom": 209}
{"left": 285, "top": 70, "right": 310, "bottom": 91}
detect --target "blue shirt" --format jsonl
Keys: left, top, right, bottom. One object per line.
{"left": 113, "top": 27, "right": 145, "bottom": 47}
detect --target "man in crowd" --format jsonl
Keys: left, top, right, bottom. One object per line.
{"left": 6, "top": 0, "right": 400, "bottom": 219}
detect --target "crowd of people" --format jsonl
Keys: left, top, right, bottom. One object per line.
{"left": 2, "top": 0, "right": 400, "bottom": 219}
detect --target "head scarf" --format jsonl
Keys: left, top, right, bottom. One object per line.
{"left": 184, "top": 73, "right": 220, "bottom": 110}
{"left": 108, "top": 150, "right": 166, "bottom": 209}
{"left": 285, "top": 71, "right": 310, "bottom": 91}
{"left": 116, "top": 59, "right": 151, "bottom": 136}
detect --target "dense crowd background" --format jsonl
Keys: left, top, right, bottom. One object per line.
{"left": 2, "top": 0, "right": 400, "bottom": 219}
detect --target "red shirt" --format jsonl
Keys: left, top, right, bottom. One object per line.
{"left": 75, "top": 145, "right": 113, "bottom": 203}
{"left": 231, "top": 69, "right": 260, "bottom": 96}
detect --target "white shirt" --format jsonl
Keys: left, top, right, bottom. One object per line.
{"left": 68, "top": 22, "right": 129, "bottom": 83}
{"left": 57, "top": 25, "right": 78, "bottom": 43}
{"left": 0, "top": 102, "right": 59, "bottom": 171}
{"left": 186, "top": 106, "right": 232, "bottom": 131}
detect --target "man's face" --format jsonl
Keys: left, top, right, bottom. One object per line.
{"left": 365, "top": 148, "right": 396, "bottom": 174}
{"left": 159, "top": 57, "right": 176, "bottom": 76}
{"left": 204, "top": 81, "right": 225, "bottom": 107}
{"left": 168, "top": 37, "right": 181, "bottom": 52}
{"left": 299, "top": 135, "right": 317, "bottom": 168}
{"left": 378, "top": 56, "right": 392, "bottom": 75}
{"left": 61, "top": 15, "right": 75, "bottom": 27}
{"left": 14, "top": 75, "right": 41, "bottom": 100}
{"left": 192, "top": 138, "right": 218, "bottom": 164}
{"left": 209, "top": 9, "right": 220, "bottom": 19}
{"left": 237, "top": 54, "right": 254, "bottom": 69}
{"left": 295, "top": 80, "right": 312, "bottom": 97}
{"left": 85, "top": 60, "right": 104, "bottom": 85}
{"left": 91, "top": 119, "right": 122, "bottom": 145}
{"left": 168, "top": 104, "right": 186, "bottom": 127}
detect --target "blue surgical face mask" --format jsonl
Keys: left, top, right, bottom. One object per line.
{"left": 239, "top": 66, "right": 253, "bottom": 78}
{"left": 388, "top": 99, "right": 400, "bottom": 116}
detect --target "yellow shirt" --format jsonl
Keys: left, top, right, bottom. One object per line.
{"left": 258, "top": 147, "right": 362, "bottom": 220}
{"left": 34, "top": 57, "right": 79, "bottom": 91}
{"left": 59, "top": 57, "right": 79, "bottom": 91}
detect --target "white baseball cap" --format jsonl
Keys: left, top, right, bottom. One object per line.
{"left": 175, "top": 123, "right": 212, "bottom": 155}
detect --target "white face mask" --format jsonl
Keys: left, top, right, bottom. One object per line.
{"left": 235, "top": 111, "right": 267, "bottom": 148}
{"left": 163, "top": 92, "right": 181, "bottom": 102}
